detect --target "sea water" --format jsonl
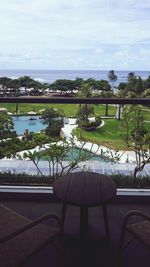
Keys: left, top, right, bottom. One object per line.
{"left": 0, "top": 69, "right": 150, "bottom": 85}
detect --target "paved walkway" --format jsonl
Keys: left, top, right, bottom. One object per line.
{"left": 61, "top": 118, "right": 137, "bottom": 164}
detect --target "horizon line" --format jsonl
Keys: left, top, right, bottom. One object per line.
{"left": 0, "top": 68, "right": 150, "bottom": 72}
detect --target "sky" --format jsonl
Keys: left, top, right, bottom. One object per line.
{"left": 0, "top": 0, "right": 150, "bottom": 70}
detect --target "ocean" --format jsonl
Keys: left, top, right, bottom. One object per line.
{"left": 0, "top": 69, "right": 150, "bottom": 85}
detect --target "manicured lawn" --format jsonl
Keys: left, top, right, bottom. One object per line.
{"left": 1, "top": 102, "right": 149, "bottom": 120}
{"left": 77, "top": 119, "right": 126, "bottom": 150}
{"left": 0, "top": 103, "right": 117, "bottom": 117}
{"left": 0, "top": 102, "right": 149, "bottom": 151}
{"left": 141, "top": 109, "right": 150, "bottom": 121}
{"left": 0, "top": 102, "right": 149, "bottom": 122}
{"left": 76, "top": 119, "right": 150, "bottom": 150}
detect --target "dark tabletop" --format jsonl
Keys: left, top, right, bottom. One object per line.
{"left": 53, "top": 172, "right": 117, "bottom": 207}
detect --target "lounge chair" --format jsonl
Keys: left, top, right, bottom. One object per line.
{"left": 0, "top": 203, "right": 63, "bottom": 267}
{"left": 117, "top": 210, "right": 150, "bottom": 266}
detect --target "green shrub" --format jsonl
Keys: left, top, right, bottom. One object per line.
{"left": 112, "top": 174, "right": 150, "bottom": 188}
{"left": 95, "top": 115, "right": 102, "bottom": 126}
{"left": 0, "top": 172, "right": 149, "bottom": 189}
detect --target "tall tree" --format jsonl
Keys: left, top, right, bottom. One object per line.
{"left": 52, "top": 79, "right": 75, "bottom": 94}
{"left": 7, "top": 79, "right": 20, "bottom": 96}
{"left": 134, "top": 76, "right": 144, "bottom": 97}
{"left": 127, "top": 72, "right": 135, "bottom": 82}
{"left": 122, "top": 105, "right": 150, "bottom": 179}
{"left": 0, "top": 77, "right": 12, "bottom": 95}
{"left": 101, "top": 91, "right": 113, "bottom": 116}
{"left": 144, "top": 75, "right": 150, "bottom": 90}
{"left": 79, "top": 82, "right": 93, "bottom": 98}
{"left": 107, "top": 70, "right": 117, "bottom": 117}
{"left": 77, "top": 82, "right": 94, "bottom": 124}
{"left": 108, "top": 70, "right": 117, "bottom": 92}
{"left": 19, "top": 76, "right": 35, "bottom": 92}
{"left": 74, "top": 77, "right": 84, "bottom": 91}
{"left": 0, "top": 112, "right": 14, "bottom": 139}
{"left": 96, "top": 80, "right": 111, "bottom": 94}
{"left": 42, "top": 108, "right": 64, "bottom": 138}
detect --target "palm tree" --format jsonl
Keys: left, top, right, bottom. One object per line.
{"left": 127, "top": 72, "right": 135, "bottom": 82}
{"left": 108, "top": 70, "right": 118, "bottom": 118}
{"left": 134, "top": 76, "right": 144, "bottom": 97}
{"left": 108, "top": 70, "right": 117, "bottom": 93}
{"left": 79, "top": 82, "right": 93, "bottom": 98}
{"left": 101, "top": 91, "right": 113, "bottom": 116}
{"left": 77, "top": 82, "right": 94, "bottom": 123}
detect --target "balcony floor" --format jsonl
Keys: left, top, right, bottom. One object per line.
{"left": 1, "top": 198, "right": 150, "bottom": 267}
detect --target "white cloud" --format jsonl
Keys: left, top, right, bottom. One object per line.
{"left": 0, "top": 1, "right": 150, "bottom": 69}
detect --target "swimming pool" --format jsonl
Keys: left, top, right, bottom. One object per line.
{"left": 65, "top": 147, "right": 105, "bottom": 162}
{"left": 12, "top": 116, "right": 105, "bottom": 162}
{"left": 13, "top": 116, "right": 46, "bottom": 135}
{"left": 39, "top": 147, "right": 105, "bottom": 162}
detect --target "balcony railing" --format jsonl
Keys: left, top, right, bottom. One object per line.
{"left": 0, "top": 96, "right": 150, "bottom": 105}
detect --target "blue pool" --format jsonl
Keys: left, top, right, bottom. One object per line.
{"left": 12, "top": 116, "right": 105, "bottom": 162}
{"left": 13, "top": 116, "right": 46, "bottom": 135}
{"left": 64, "top": 148, "right": 105, "bottom": 162}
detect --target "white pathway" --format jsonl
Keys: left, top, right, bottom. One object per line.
{"left": 61, "top": 118, "right": 137, "bottom": 164}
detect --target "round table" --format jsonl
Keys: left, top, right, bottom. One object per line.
{"left": 53, "top": 171, "right": 117, "bottom": 258}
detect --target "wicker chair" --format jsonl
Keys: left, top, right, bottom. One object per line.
{"left": 117, "top": 210, "right": 150, "bottom": 266}
{"left": 0, "top": 204, "right": 63, "bottom": 267}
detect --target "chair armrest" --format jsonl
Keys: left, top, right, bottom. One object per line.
{"left": 0, "top": 213, "right": 63, "bottom": 244}
{"left": 122, "top": 210, "right": 150, "bottom": 229}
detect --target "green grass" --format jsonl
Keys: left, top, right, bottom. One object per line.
{"left": 78, "top": 119, "right": 125, "bottom": 150}
{"left": 1, "top": 103, "right": 149, "bottom": 120}
{"left": 0, "top": 102, "right": 149, "bottom": 151}
{"left": 141, "top": 109, "right": 150, "bottom": 121}
{"left": 76, "top": 119, "right": 150, "bottom": 150}
{"left": 0, "top": 103, "right": 117, "bottom": 117}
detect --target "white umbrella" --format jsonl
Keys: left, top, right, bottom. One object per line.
{"left": 0, "top": 108, "right": 7, "bottom": 112}
{"left": 27, "top": 111, "right": 37, "bottom": 115}
{"left": 39, "top": 109, "right": 45, "bottom": 113}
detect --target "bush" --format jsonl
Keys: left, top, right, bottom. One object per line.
{"left": 95, "top": 115, "right": 102, "bottom": 126}
{"left": 78, "top": 119, "right": 102, "bottom": 131}
{"left": 0, "top": 172, "right": 149, "bottom": 188}
{"left": 78, "top": 121, "right": 96, "bottom": 131}
{"left": 0, "top": 172, "right": 53, "bottom": 186}
{"left": 112, "top": 174, "right": 150, "bottom": 189}
{"left": 0, "top": 133, "right": 55, "bottom": 159}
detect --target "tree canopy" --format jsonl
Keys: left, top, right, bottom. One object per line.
{"left": 42, "top": 108, "right": 64, "bottom": 137}
{"left": 0, "top": 112, "right": 15, "bottom": 139}
{"left": 108, "top": 70, "right": 117, "bottom": 92}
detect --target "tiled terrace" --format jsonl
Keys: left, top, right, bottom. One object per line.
{"left": 0, "top": 194, "right": 149, "bottom": 267}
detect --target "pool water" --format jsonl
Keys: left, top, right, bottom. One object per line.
{"left": 13, "top": 116, "right": 46, "bottom": 135}
{"left": 39, "top": 147, "right": 105, "bottom": 162}
{"left": 13, "top": 116, "right": 105, "bottom": 162}
{"left": 66, "top": 147, "right": 105, "bottom": 162}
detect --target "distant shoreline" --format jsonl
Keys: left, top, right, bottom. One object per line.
{"left": 0, "top": 69, "right": 150, "bottom": 84}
